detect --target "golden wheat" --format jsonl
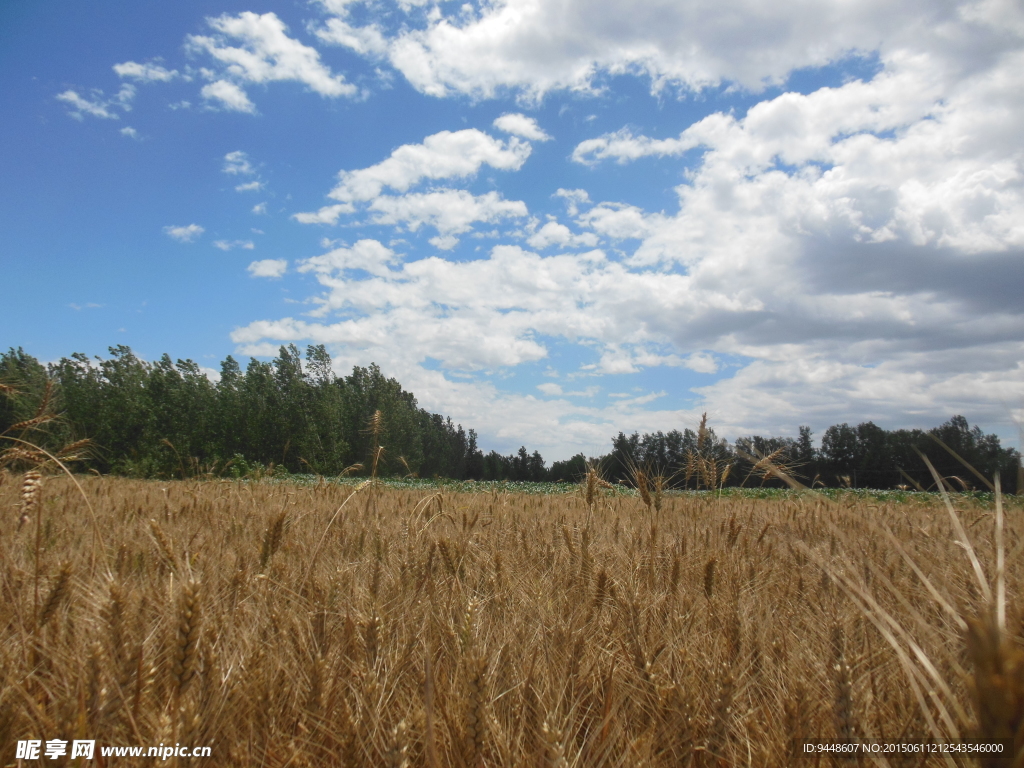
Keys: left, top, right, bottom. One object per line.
{"left": 0, "top": 473, "right": 1021, "bottom": 766}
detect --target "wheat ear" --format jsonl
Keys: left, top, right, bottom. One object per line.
{"left": 19, "top": 469, "right": 42, "bottom": 531}
{"left": 172, "top": 580, "right": 201, "bottom": 697}
{"left": 542, "top": 719, "right": 569, "bottom": 768}
{"left": 465, "top": 655, "right": 489, "bottom": 767}
{"left": 831, "top": 623, "right": 857, "bottom": 744}
{"left": 38, "top": 562, "right": 72, "bottom": 629}
{"left": 260, "top": 509, "right": 287, "bottom": 570}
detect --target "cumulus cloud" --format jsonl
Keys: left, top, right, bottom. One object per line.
{"left": 588, "top": 51, "right": 1024, "bottom": 267}
{"left": 314, "top": 13, "right": 389, "bottom": 57}
{"left": 429, "top": 235, "right": 460, "bottom": 251}
{"left": 234, "top": 230, "right": 1023, "bottom": 452}
{"left": 492, "top": 113, "right": 551, "bottom": 141}
{"left": 188, "top": 12, "right": 356, "bottom": 101}
{"left": 247, "top": 258, "right": 288, "bottom": 278}
{"left": 328, "top": 129, "right": 528, "bottom": 202}
{"left": 214, "top": 239, "right": 255, "bottom": 251}
{"left": 236, "top": 241, "right": 712, "bottom": 373}
{"left": 238, "top": 36, "right": 1024, "bottom": 454}
{"left": 572, "top": 128, "right": 700, "bottom": 165}
{"left": 294, "top": 128, "right": 532, "bottom": 224}
{"left": 113, "top": 60, "right": 179, "bottom": 82}
{"left": 233, "top": 0, "right": 1024, "bottom": 456}
{"left": 526, "top": 220, "right": 599, "bottom": 250}
{"left": 293, "top": 203, "right": 356, "bottom": 225}
{"left": 120, "top": 126, "right": 140, "bottom": 139}
{"left": 223, "top": 150, "right": 255, "bottom": 175}
{"left": 554, "top": 188, "right": 591, "bottom": 217}
{"left": 577, "top": 203, "right": 657, "bottom": 241}
{"left": 311, "top": 0, "right": 1022, "bottom": 100}
{"left": 163, "top": 224, "right": 205, "bottom": 242}
{"left": 299, "top": 238, "right": 402, "bottom": 279}
{"left": 222, "top": 151, "right": 268, "bottom": 193}
{"left": 692, "top": 347, "right": 1024, "bottom": 444}
{"left": 56, "top": 85, "right": 135, "bottom": 120}
{"left": 368, "top": 190, "right": 527, "bottom": 235}
{"left": 231, "top": 234, "right": 739, "bottom": 453}
{"left": 537, "top": 382, "right": 600, "bottom": 397}
{"left": 201, "top": 80, "right": 256, "bottom": 112}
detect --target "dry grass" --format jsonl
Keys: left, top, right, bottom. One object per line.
{"left": 1, "top": 474, "right": 1022, "bottom": 766}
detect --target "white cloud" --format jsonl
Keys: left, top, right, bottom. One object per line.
{"left": 188, "top": 12, "right": 356, "bottom": 100}
{"left": 692, "top": 348, "right": 1024, "bottom": 446}
{"left": 315, "top": 15, "right": 389, "bottom": 57}
{"left": 368, "top": 190, "right": 528, "bottom": 234}
{"left": 537, "top": 382, "right": 600, "bottom": 397}
{"left": 293, "top": 203, "right": 356, "bottom": 225}
{"left": 234, "top": 1, "right": 1024, "bottom": 457}
{"left": 589, "top": 51, "right": 1024, "bottom": 267}
{"left": 572, "top": 127, "right": 699, "bottom": 165}
{"left": 201, "top": 80, "right": 256, "bottom": 113}
{"left": 493, "top": 113, "right": 551, "bottom": 141}
{"left": 237, "top": 241, "right": 711, "bottom": 373}
{"left": 248, "top": 258, "right": 288, "bottom": 278}
{"left": 56, "top": 85, "right": 135, "bottom": 120}
{"left": 527, "top": 220, "right": 600, "bottom": 250}
{"left": 163, "top": 224, "right": 205, "bottom": 242}
{"left": 252, "top": 203, "right": 268, "bottom": 215}
{"left": 198, "top": 366, "right": 222, "bottom": 383}
{"left": 683, "top": 352, "right": 719, "bottom": 374}
{"left": 223, "top": 150, "right": 255, "bottom": 175}
{"left": 113, "top": 60, "right": 179, "bottom": 82}
{"left": 555, "top": 188, "right": 591, "bottom": 217}
{"left": 325, "top": 129, "right": 528, "bottom": 203}
{"left": 312, "top": 0, "right": 1003, "bottom": 100}
{"left": 295, "top": 128, "right": 532, "bottom": 224}
{"left": 577, "top": 203, "right": 657, "bottom": 241}
{"left": 223, "top": 151, "right": 266, "bottom": 192}
{"left": 299, "top": 239, "right": 402, "bottom": 279}
{"left": 214, "top": 239, "right": 255, "bottom": 251}
{"left": 120, "top": 126, "right": 140, "bottom": 139}
{"left": 429, "top": 234, "right": 460, "bottom": 251}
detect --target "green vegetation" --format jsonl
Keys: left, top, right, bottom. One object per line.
{"left": 1, "top": 345, "right": 1019, "bottom": 492}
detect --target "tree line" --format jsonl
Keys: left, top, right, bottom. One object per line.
{"left": 1, "top": 345, "right": 1019, "bottom": 491}
{"left": 592, "top": 416, "right": 1020, "bottom": 493}
{"left": 1, "top": 345, "right": 520, "bottom": 481}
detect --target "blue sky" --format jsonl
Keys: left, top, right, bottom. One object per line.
{"left": 2, "top": 0, "right": 1022, "bottom": 459}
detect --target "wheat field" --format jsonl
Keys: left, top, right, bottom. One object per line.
{"left": 1, "top": 472, "right": 1021, "bottom": 767}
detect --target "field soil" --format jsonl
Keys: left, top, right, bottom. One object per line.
{"left": 1, "top": 474, "right": 1021, "bottom": 766}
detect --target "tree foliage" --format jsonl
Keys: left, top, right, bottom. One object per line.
{"left": 1, "top": 345, "right": 1018, "bottom": 491}
{"left": 2, "top": 345, "right": 543, "bottom": 481}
